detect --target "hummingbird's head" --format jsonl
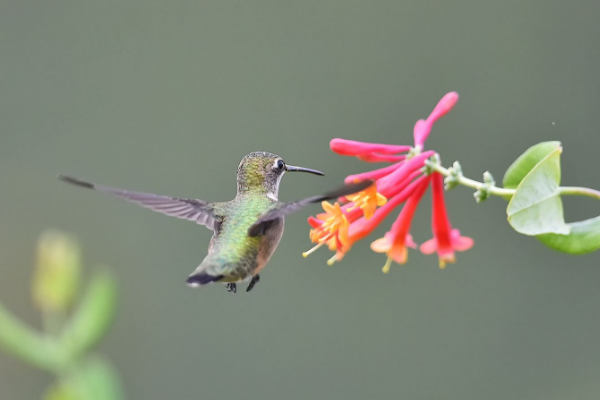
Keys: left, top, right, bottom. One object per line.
{"left": 236, "top": 152, "right": 324, "bottom": 198}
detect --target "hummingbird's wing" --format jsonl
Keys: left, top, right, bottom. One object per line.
{"left": 59, "top": 175, "right": 221, "bottom": 231}
{"left": 247, "top": 180, "right": 374, "bottom": 236}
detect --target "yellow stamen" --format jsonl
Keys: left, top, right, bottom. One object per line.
{"left": 302, "top": 242, "right": 325, "bottom": 258}
{"left": 438, "top": 254, "right": 455, "bottom": 269}
{"left": 326, "top": 255, "right": 337, "bottom": 266}
{"left": 317, "top": 233, "right": 334, "bottom": 244}
{"left": 382, "top": 256, "right": 393, "bottom": 273}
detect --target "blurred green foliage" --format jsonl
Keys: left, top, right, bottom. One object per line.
{"left": 0, "top": 231, "right": 123, "bottom": 400}
{"left": 33, "top": 233, "right": 82, "bottom": 314}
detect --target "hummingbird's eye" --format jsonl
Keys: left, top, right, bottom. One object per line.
{"left": 276, "top": 160, "right": 285, "bottom": 171}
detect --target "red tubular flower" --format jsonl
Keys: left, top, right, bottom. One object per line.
{"left": 303, "top": 151, "right": 433, "bottom": 265}
{"left": 420, "top": 173, "right": 474, "bottom": 268}
{"left": 370, "top": 176, "right": 430, "bottom": 272}
{"left": 375, "top": 152, "right": 434, "bottom": 194}
{"left": 330, "top": 139, "right": 411, "bottom": 156}
{"left": 356, "top": 153, "right": 406, "bottom": 163}
{"left": 346, "top": 176, "right": 429, "bottom": 244}
{"left": 304, "top": 92, "right": 473, "bottom": 271}
{"left": 304, "top": 176, "right": 427, "bottom": 266}
{"left": 413, "top": 92, "right": 459, "bottom": 149}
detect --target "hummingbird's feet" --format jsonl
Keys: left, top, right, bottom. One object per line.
{"left": 246, "top": 274, "right": 261, "bottom": 292}
{"left": 224, "top": 283, "right": 237, "bottom": 293}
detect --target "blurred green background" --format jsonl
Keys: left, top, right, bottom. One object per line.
{"left": 1, "top": 1, "right": 599, "bottom": 399}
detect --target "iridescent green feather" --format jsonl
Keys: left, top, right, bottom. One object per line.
{"left": 203, "top": 195, "right": 276, "bottom": 280}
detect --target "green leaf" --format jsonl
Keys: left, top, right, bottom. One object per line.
{"left": 68, "top": 356, "right": 125, "bottom": 400}
{"left": 537, "top": 216, "right": 600, "bottom": 254}
{"left": 507, "top": 147, "right": 570, "bottom": 235}
{"left": 0, "top": 303, "right": 61, "bottom": 371}
{"left": 59, "top": 269, "right": 117, "bottom": 361}
{"left": 503, "top": 141, "right": 562, "bottom": 189}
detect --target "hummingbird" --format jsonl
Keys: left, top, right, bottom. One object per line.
{"left": 59, "top": 152, "right": 372, "bottom": 293}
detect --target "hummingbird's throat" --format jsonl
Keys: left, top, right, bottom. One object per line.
{"left": 236, "top": 171, "right": 281, "bottom": 199}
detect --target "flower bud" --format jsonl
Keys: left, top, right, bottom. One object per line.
{"left": 483, "top": 171, "right": 495, "bottom": 186}
{"left": 474, "top": 187, "right": 490, "bottom": 203}
{"left": 444, "top": 161, "right": 463, "bottom": 190}
{"left": 32, "top": 231, "right": 81, "bottom": 313}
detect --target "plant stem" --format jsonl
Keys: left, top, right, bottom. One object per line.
{"left": 559, "top": 186, "right": 600, "bottom": 201}
{"left": 425, "top": 161, "right": 515, "bottom": 197}
{"left": 425, "top": 160, "right": 600, "bottom": 202}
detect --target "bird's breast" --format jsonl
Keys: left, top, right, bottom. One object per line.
{"left": 255, "top": 217, "right": 284, "bottom": 274}
{"left": 207, "top": 200, "right": 280, "bottom": 274}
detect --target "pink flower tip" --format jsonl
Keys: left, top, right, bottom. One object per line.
{"left": 420, "top": 229, "right": 473, "bottom": 269}
{"left": 428, "top": 92, "right": 459, "bottom": 124}
{"left": 413, "top": 92, "right": 460, "bottom": 148}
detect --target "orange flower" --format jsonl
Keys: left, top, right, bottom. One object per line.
{"left": 371, "top": 232, "right": 417, "bottom": 273}
{"left": 345, "top": 182, "right": 387, "bottom": 219}
{"left": 303, "top": 202, "right": 350, "bottom": 264}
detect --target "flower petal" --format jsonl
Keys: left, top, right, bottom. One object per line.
{"left": 389, "top": 245, "right": 408, "bottom": 265}
{"left": 419, "top": 238, "right": 437, "bottom": 255}
{"left": 405, "top": 234, "right": 417, "bottom": 249}
{"left": 346, "top": 183, "right": 387, "bottom": 220}
{"left": 376, "top": 193, "right": 387, "bottom": 206}
{"left": 451, "top": 231, "right": 474, "bottom": 252}
{"left": 308, "top": 216, "right": 322, "bottom": 228}
{"left": 370, "top": 236, "right": 391, "bottom": 253}
{"left": 321, "top": 201, "right": 336, "bottom": 213}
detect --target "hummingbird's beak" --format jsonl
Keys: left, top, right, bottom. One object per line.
{"left": 285, "top": 165, "right": 325, "bottom": 176}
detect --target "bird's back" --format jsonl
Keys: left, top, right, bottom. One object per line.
{"left": 195, "top": 195, "right": 282, "bottom": 282}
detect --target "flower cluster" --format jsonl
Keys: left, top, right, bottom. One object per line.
{"left": 304, "top": 92, "right": 473, "bottom": 272}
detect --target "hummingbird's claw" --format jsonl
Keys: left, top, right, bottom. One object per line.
{"left": 225, "top": 283, "right": 237, "bottom": 293}
{"left": 246, "top": 274, "right": 261, "bottom": 292}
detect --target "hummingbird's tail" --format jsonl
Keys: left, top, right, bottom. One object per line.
{"left": 186, "top": 271, "right": 224, "bottom": 287}
{"left": 186, "top": 256, "right": 230, "bottom": 287}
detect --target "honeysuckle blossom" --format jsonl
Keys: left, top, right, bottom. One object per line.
{"left": 413, "top": 92, "right": 459, "bottom": 150}
{"left": 370, "top": 175, "right": 430, "bottom": 272}
{"left": 420, "top": 173, "right": 474, "bottom": 268}
{"left": 345, "top": 182, "right": 387, "bottom": 219}
{"left": 371, "top": 232, "right": 416, "bottom": 269}
{"left": 304, "top": 202, "right": 350, "bottom": 262}
{"left": 304, "top": 91, "right": 473, "bottom": 272}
